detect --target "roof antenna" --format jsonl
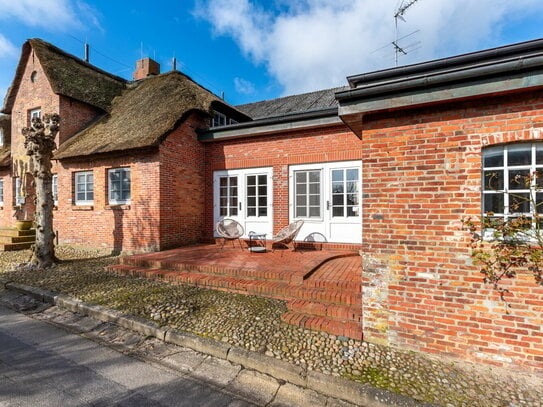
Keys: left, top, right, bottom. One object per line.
{"left": 172, "top": 57, "right": 177, "bottom": 71}
{"left": 84, "top": 42, "right": 90, "bottom": 62}
{"left": 393, "top": 0, "right": 421, "bottom": 66}
{"left": 221, "top": 91, "right": 225, "bottom": 100}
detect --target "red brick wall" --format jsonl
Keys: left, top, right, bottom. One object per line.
{"left": 52, "top": 151, "right": 161, "bottom": 252}
{"left": 358, "top": 90, "right": 543, "bottom": 373}
{"left": 58, "top": 96, "right": 103, "bottom": 145}
{"left": 159, "top": 113, "right": 207, "bottom": 249}
{"left": 204, "top": 126, "right": 363, "bottom": 238}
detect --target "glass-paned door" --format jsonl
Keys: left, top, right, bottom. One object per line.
{"left": 290, "top": 161, "right": 362, "bottom": 244}
{"left": 214, "top": 168, "right": 273, "bottom": 237}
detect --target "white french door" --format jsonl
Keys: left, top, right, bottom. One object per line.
{"left": 289, "top": 161, "right": 362, "bottom": 244}
{"left": 213, "top": 167, "right": 273, "bottom": 237}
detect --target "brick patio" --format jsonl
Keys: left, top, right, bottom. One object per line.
{"left": 106, "top": 244, "right": 363, "bottom": 339}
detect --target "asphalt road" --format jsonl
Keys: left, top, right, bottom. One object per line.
{"left": 0, "top": 304, "right": 255, "bottom": 407}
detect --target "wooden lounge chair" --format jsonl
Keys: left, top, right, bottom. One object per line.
{"left": 272, "top": 220, "right": 304, "bottom": 252}
{"left": 216, "top": 219, "right": 245, "bottom": 250}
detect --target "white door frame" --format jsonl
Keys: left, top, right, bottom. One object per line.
{"left": 213, "top": 167, "right": 274, "bottom": 238}
{"left": 289, "top": 160, "right": 362, "bottom": 244}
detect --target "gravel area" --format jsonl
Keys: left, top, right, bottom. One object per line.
{"left": 1, "top": 246, "right": 541, "bottom": 406}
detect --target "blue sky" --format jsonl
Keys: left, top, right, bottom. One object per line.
{"left": 1, "top": 0, "right": 543, "bottom": 107}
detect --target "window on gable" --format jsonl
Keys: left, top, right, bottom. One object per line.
{"left": 482, "top": 143, "right": 543, "bottom": 233}
{"left": 74, "top": 171, "right": 93, "bottom": 205}
{"left": 29, "top": 108, "right": 41, "bottom": 124}
{"left": 108, "top": 168, "right": 130, "bottom": 205}
{"left": 52, "top": 174, "right": 58, "bottom": 206}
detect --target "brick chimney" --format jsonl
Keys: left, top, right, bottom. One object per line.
{"left": 133, "top": 57, "right": 160, "bottom": 80}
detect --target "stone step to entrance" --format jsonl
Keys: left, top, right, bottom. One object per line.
{"left": 287, "top": 299, "right": 362, "bottom": 323}
{"left": 281, "top": 310, "right": 363, "bottom": 340}
{"left": 0, "top": 228, "right": 35, "bottom": 251}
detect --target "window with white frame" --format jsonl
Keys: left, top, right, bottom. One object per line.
{"left": 0, "top": 179, "right": 4, "bottom": 206}
{"left": 482, "top": 143, "right": 543, "bottom": 230}
{"left": 211, "top": 111, "right": 237, "bottom": 127}
{"left": 108, "top": 168, "right": 130, "bottom": 204}
{"left": 14, "top": 177, "right": 24, "bottom": 206}
{"left": 0, "top": 128, "right": 4, "bottom": 147}
{"left": 294, "top": 170, "right": 321, "bottom": 218}
{"left": 74, "top": 171, "right": 93, "bottom": 205}
{"left": 52, "top": 174, "right": 58, "bottom": 206}
{"left": 29, "top": 108, "right": 41, "bottom": 123}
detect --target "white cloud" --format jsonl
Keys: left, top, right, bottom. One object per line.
{"left": 0, "top": 34, "right": 17, "bottom": 57}
{"left": 0, "top": 0, "right": 101, "bottom": 31}
{"left": 200, "top": 0, "right": 543, "bottom": 95}
{"left": 234, "top": 77, "right": 256, "bottom": 94}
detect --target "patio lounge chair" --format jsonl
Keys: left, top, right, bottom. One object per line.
{"left": 216, "top": 218, "right": 245, "bottom": 250}
{"left": 272, "top": 220, "right": 304, "bottom": 252}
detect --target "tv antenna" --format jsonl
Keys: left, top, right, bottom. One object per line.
{"left": 393, "top": 0, "right": 421, "bottom": 66}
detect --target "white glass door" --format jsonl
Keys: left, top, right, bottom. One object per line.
{"left": 214, "top": 168, "right": 273, "bottom": 237}
{"left": 289, "top": 161, "right": 362, "bottom": 244}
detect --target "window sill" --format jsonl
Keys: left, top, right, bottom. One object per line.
{"left": 105, "top": 204, "right": 130, "bottom": 210}
{"left": 71, "top": 205, "right": 93, "bottom": 211}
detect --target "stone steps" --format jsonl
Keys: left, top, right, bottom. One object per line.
{"left": 281, "top": 310, "right": 363, "bottom": 340}
{"left": 0, "top": 228, "right": 35, "bottom": 251}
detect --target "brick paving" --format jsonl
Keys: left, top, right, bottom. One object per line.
{"left": 106, "top": 244, "right": 363, "bottom": 339}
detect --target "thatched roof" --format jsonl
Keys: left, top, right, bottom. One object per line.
{"left": 55, "top": 71, "right": 232, "bottom": 159}
{"left": 2, "top": 39, "right": 126, "bottom": 114}
{"left": 0, "top": 114, "right": 11, "bottom": 167}
{"left": 236, "top": 86, "right": 346, "bottom": 119}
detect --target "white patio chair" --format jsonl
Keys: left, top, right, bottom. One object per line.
{"left": 215, "top": 219, "right": 245, "bottom": 250}
{"left": 272, "top": 220, "right": 304, "bottom": 252}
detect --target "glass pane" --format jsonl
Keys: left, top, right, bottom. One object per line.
{"left": 309, "top": 171, "right": 320, "bottom": 183}
{"left": 346, "top": 181, "right": 358, "bottom": 193}
{"left": 247, "top": 197, "right": 256, "bottom": 206}
{"left": 536, "top": 193, "right": 543, "bottom": 211}
{"left": 109, "top": 171, "right": 119, "bottom": 181}
{"left": 77, "top": 192, "right": 86, "bottom": 201}
{"left": 247, "top": 208, "right": 256, "bottom": 216}
{"left": 309, "top": 183, "right": 320, "bottom": 194}
{"left": 258, "top": 185, "right": 267, "bottom": 195}
{"left": 309, "top": 207, "right": 320, "bottom": 217}
{"left": 483, "top": 147, "right": 504, "bottom": 167}
{"left": 87, "top": 173, "right": 94, "bottom": 183}
{"left": 111, "top": 190, "right": 120, "bottom": 201}
{"left": 508, "top": 145, "right": 531, "bottom": 166}
{"left": 220, "top": 187, "right": 228, "bottom": 198}
{"left": 229, "top": 186, "right": 237, "bottom": 197}
{"left": 483, "top": 194, "right": 504, "bottom": 214}
{"left": 220, "top": 198, "right": 227, "bottom": 206}
{"left": 295, "top": 172, "right": 306, "bottom": 183}
{"left": 122, "top": 178, "right": 130, "bottom": 189}
{"left": 484, "top": 170, "right": 504, "bottom": 190}
{"left": 309, "top": 195, "right": 319, "bottom": 205}
{"left": 332, "top": 207, "right": 344, "bottom": 217}
{"left": 258, "top": 197, "right": 267, "bottom": 206}
{"left": 296, "top": 207, "right": 307, "bottom": 217}
{"left": 88, "top": 182, "right": 93, "bottom": 191}
{"left": 77, "top": 174, "right": 86, "bottom": 183}
{"left": 247, "top": 175, "right": 256, "bottom": 186}
{"left": 332, "top": 182, "right": 344, "bottom": 193}
{"left": 230, "top": 197, "right": 237, "bottom": 206}
{"left": 296, "top": 195, "right": 305, "bottom": 206}
{"left": 258, "top": 175, "right": 266, "bottom": 184}
{"left": 88, "top": 192, "right": 93, "bottom": 201}
{"left": 230, "top": 177, "right": 237, "bottom": 186}
{"left": 332, "top": 170, "right": 343, "bottom": 182}
{"left": 347, "top": 194, "right": 358, "bottom": 205}
{"left": 230, "top": 208, "right": 238, "bottom": 216}
{"left": 332, "top": 195, "right": 344, "bottom": 205}
{"left": 77, "top": 184, "right": 85, "bottom": 192}
{"left": 347, "top": 206, "right": 357, "bottom": 217}
{"left": 510, "top": 193, "right": 530, "bottom": 213}
{"left": 220, "top": 207, "right": 227, "bottom": 216}
{"left": 220, "top": 177, "right": 228, "bottom": 187}
{"left": 509, "top": 169, "right": 530, "bottom": 190}
{"left": 537, "top": 145, "right": 543, "bottom": 165}
{"left": 121, "top": 190, "right": 130, "bottom": 201}
{"left": 247, "top": 186, "right": 256, "bottom": 196}
{"left": 297, "top": 184, "right": 307, "bottom": 194}
{"left": 258, "top": 208, "right": 267, "bottom": 216}
{"left": 346, "top": 169, "right": 359, "bottom": 181}
{"left": 536, "top": 170, "right": 543, "bottom": 188}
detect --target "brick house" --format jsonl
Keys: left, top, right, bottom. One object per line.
{"left": 1, "top": 38, "right": 543, "bottom": 371}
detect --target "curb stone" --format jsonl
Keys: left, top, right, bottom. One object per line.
{"left": 4, "top": 282, "right": 434, "bottom": 407}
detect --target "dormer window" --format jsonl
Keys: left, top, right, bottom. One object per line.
{"left": 211, "top": 111, "right": 238, "bottom": 128}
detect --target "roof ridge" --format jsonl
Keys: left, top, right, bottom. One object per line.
{"left": 29, "top": 38, "right": 127, "bottom": 84}
{"left": 236, "top": 85, "right": 347, "bottom": 108}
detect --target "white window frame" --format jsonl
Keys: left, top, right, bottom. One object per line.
{"left": 29, "top": 108, "right": 41, "bottom": 121}
{"left": 0, "top": 179, "right": 4, "bottom": 206}
{"left": 108, "top": 168, "right": 130, "bottom": 205}
{"left": 211, "top": 110, "right": 238, "bottom": 127}
{"left": 74, "top": 171, "right": 94, "bottom": 206}
{"left": 14, "top": 177, "right": 24, "bottom": 206}
{"left": 52, "top": 174, "right": 58, "bottom": 206}
{"left": 482, "top": 143, "right": 543, "bottom": 237}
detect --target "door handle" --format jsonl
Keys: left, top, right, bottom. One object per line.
{"left": 326, "top": 200, "right": 330, "bottom": 210}
{"left": 239, "top": 201, "right": 242, "bottom": 210}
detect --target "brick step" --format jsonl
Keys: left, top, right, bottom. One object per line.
{"left": 301, "top": 278, "right": 361, "bottom": 292}
{"left": 0, "top": 235, "right": 36, "bottom": 244}
{"left": 281, "top": 311, "right": 363, "bottom": 340}
{"left": 0, "top": 242, "right": 34, "bottom": 251}
{"left": 287, "top": 299, "right": 362, "bottom": 323}
{"left": 120, "top": 258, "right": 297, "bottom": 283}
{"left": 0, "top": 228, "right": 36, "bottom": 237}
{"left": 106, "top": 264, "right": 361, "bottom": 305}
